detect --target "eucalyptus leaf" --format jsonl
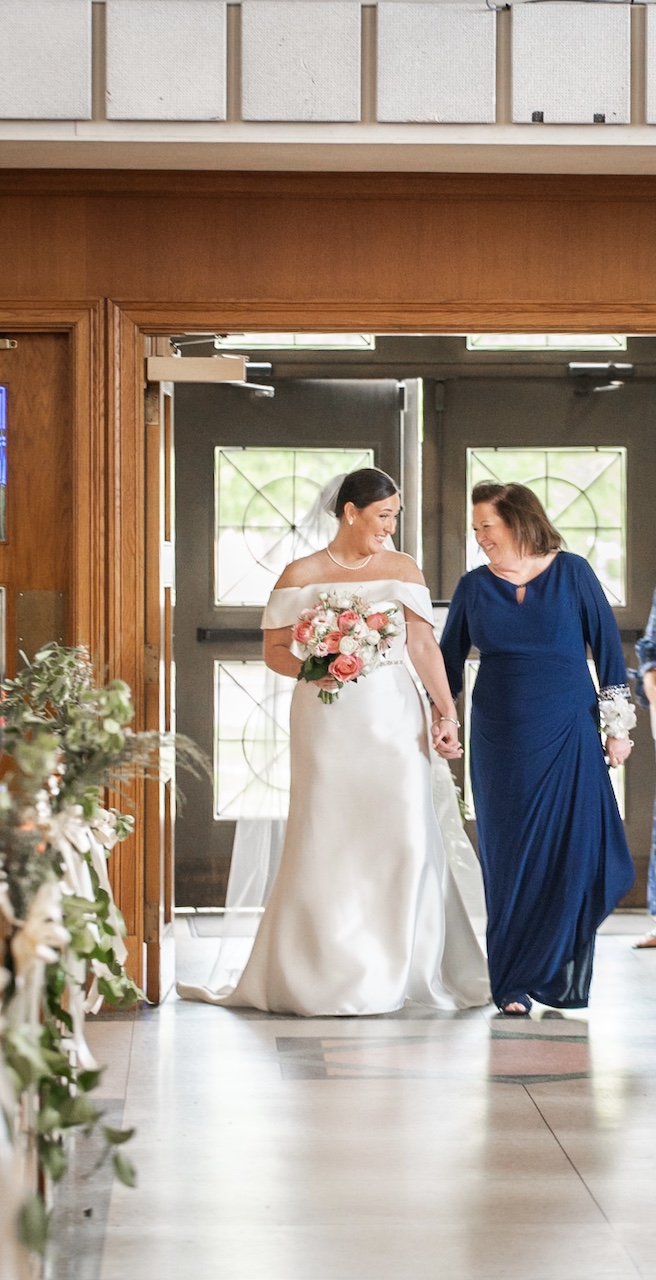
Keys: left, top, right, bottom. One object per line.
{"left": 17, "top": 1194, "right": 49, "bottom": 1256}
{"left": 103, "top": 1125, "right": 136, "bottom": 1146}
{"left": 112, "top": 1151, "right": 137, "bottom": 1188}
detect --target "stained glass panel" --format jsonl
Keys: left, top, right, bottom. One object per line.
{"left": 467, "top": 447, "right": 626, "bottom": 606}
{"left": 214, "top": 446, "right": 374, "bottom": 606}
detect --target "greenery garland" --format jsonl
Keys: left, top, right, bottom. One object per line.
{"left": 0, "top": 644, "right": 209, "bottom": 1263}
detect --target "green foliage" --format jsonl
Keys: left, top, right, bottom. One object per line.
{"left": 17, "top": 1194, "right": 50, "bottom": 1256}
{"left": 0, "top": 643, "right": 210, "bottom": 1259}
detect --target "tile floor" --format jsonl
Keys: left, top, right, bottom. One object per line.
{"left": 53, "top": 916, "right": 656, "bottom": 1280}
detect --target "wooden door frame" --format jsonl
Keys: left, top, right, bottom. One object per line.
{"left": 110, "top": 299, "right": 656, "bottom": 986}
{"left": 0, "top": 302, "right": 105, "bottom": 650}
{"left": 4, "top": 296, "right": 656, "bottom": 988}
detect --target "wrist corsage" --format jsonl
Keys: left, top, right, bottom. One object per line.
{"left": 597, "top": 685, "right": 637, "bottom": 740}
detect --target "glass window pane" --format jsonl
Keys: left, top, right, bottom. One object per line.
{"left": 466, "top": 335, "right": 627, "bottom": 352}
{"left": 467, "top": 447, "right": 627, "bottom": 606}
{"left": 214, "top": 661, "right": 293, "bottom": 819}
{"left": 213, "top": 333, "right": 376, "bottom": 351}
{"left": 214, "top": 446, "right": 374, "bottom": 606}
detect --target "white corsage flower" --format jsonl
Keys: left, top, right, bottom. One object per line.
{"left": 598, "top": 687, "right": 637, "bottom": 740}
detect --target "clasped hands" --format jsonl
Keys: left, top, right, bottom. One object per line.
{"left": 430, "top": 720, "right": 464, "bottom": 760}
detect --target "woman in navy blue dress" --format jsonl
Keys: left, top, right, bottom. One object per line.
{"left": 438, "top": 482, "right": 635, "bottom": 1015}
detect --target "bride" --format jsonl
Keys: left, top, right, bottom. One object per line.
{"left": 177, "top": 467, "right": 490, "bottom": 1015}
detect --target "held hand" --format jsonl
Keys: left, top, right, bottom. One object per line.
{"left": 431, "top": 720, "right": 464, "bottom": 759}
{"left": 316, "top": 675, "right": 340, "bottom": 691}
{"left": 606, "top": 735, "right": 633, "bottom": 768}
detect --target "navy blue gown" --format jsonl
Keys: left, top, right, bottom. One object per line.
{"left": 440, "top": 551, "right": 635, "bottom": 1009}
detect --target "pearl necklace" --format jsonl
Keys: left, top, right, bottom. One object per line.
{"left": 325, "top": 545, "right": 373, "bottom": 572}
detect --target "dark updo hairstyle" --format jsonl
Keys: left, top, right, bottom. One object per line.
{"left": 472, "top": 481, "right": 563, "bottom": 557}
{"left": 333, "top": 467, "right": 400, "bottom": 520}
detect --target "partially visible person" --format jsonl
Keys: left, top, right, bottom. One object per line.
{"left": 633, "top": 588, "right": 656, "bottom": 948}
{"left": 437, "top": 481, "right": 635, "bottom": 1016}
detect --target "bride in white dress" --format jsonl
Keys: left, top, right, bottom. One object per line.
{"left": 177, "top": 468, "right": 490, "bottom": 1016}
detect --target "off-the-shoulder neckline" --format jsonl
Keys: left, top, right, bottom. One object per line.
{"left": 269, "top": 579, "right": 430, "bottom": 592}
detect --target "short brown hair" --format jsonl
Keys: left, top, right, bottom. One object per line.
{"left": 472, "top": 482, "right": 563, "bottom": 556}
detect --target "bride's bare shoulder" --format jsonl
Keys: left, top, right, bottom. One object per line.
{"left": 379, "top": 550, "right": 425, "bottom": 585}
{"left": 275, "top": 550, "right": 328, "bottom": 589}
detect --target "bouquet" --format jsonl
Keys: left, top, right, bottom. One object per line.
{"left": 292, "top": 590, "right": 399, "bottom": 703}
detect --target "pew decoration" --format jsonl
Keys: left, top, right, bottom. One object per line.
{"left": 0, "top": 644, "right": 208, "bottom": 1265}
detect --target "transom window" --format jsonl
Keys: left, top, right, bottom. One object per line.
{"left": 466, "top": 335, "right": 627, "bottom": 352}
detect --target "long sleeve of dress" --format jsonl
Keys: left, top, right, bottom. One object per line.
{"left": 637, "top": 588, "right": 656, "bottom": 674}
{"left": 577, "top": 557, "right": 628, "bottom": 693}
{"left": 439, "top": 576, "right": 472, "bottom": 700}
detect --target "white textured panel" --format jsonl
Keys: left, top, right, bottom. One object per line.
{"left": 0, "top": 0, "right": 90, "bottom": 119}
{"left": 513, "top": 5, "right": 630, "bottom": 125}
{"left": 646, "top": 7, "right": 656, "bottom": 124}
{"left": 106, "top": 0, "right": 226, "bottom": 121}
{"left": 242, "top": 1, "right": 360, "bottom": 122}
{"left": 377, "top": 4, "right": 495, "bottom": 124}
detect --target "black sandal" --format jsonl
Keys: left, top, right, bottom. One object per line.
{"left": 499, "top": 994, "right": 532, "bottom": 1017}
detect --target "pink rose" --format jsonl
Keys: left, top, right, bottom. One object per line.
{"left": 324, "top": 631, "right": 343, "bottom": 654}
{"left": 365, "top": 612, "right": 389, "bottom": 632}
{"left": 337, "top": 610, "right": 361, "bottom": 634}
{"left": 329, "top": 653, "right": 364, "bottom": 683}
{"left": 292, "top": 620, "right": 314, "bottom": 644}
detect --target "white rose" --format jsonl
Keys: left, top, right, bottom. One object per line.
{"left": 365, "top": 629, "right": 380, "bottom": 645}
{"left": 339, "top": 636, "right": 358, "bottom": 655}
{"left": 338, "top": 597, "right": 353, "bottom": 610}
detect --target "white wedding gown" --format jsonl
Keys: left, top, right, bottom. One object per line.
{"left": 177, "top": 580, "right": 491, "bottom": 1016}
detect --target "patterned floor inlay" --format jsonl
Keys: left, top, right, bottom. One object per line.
{"left": 276, "top": 1024, "right": 590, "bottom": 1083}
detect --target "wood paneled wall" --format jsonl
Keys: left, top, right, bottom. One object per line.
{"left": 3, "top": 168, "right": 656, "bottom": 980}
{"left": 1, "top": 171, "right": 656, "bottom": 322}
